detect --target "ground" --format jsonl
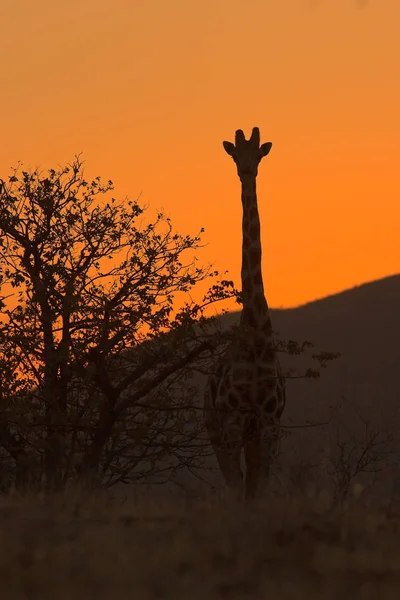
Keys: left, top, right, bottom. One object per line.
{"left": 1, "top": 488, "right": 400, "bottom": 599}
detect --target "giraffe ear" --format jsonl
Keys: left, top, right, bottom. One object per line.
{"left": 260, "top": 142, "right": 272, "bottom": 157}
{"left": 223, "top": 141, "right": 236, "bottom": 157}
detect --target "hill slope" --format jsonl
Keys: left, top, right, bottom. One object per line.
{"left": 162, "top": 274, "right": 400, "bottom": 499}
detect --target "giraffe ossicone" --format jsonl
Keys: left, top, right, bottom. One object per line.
{"left": 204, "top": 127, "right": 285, "bottom": 502}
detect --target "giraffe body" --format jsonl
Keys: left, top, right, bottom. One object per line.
{"left": 204, "top": 127, "right": 285, "bottom": 501}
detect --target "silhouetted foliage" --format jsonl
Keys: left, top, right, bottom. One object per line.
{"left": 0, "top": 157, "right": 238, "bottom": 490}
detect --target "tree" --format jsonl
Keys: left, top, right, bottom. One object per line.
{"left": 0, "top": 157, "right": 237, "bottom": 491}
{"left": 326, "top": 397, "right": 395, "bottom": 503}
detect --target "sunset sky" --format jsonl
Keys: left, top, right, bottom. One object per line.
{"left": 1, "top": 0, "right": 399, "bottom": 309}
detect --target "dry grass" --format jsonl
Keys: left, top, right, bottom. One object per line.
{"left": 1, "top": 487, "right": 400, "bottom": 599}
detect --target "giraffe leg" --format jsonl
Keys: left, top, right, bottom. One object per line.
{"left": 244, "top": 435, "right": 261, "bottom": 501}
{"left": 257, "top": 423, "right": 280, "bottom": 495}
{"left": 210, "top": 437, "right": 243, "bottom": 501}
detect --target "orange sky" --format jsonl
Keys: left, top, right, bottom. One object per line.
{"left": 1, "top": 0, "right": 399, "bottom": 309}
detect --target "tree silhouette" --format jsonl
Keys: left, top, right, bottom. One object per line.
{"left": 0, "top": 157, "right": 237, "bottom": 491}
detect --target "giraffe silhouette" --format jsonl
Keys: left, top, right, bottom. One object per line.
{"left": 204, "top": 127, "right": 286, "bottom": 501}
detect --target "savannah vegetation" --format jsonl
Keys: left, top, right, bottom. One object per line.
{"left": 0, "top": 156, "right": 242, "bottom": 492}
{"left": 0, "top": 158, "right": 398, "bottom": 598}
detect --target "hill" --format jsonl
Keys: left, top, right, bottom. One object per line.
{"left": 159, "top": 274, "right": 400, "bottom": 500}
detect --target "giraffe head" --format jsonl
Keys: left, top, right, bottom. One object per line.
{"left": 223, "top": 127, "right": 272, "bottom": 181}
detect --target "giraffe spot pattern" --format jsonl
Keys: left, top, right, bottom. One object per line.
{"left": 210, "top": 377, "right": 218, "bottom": 401}
{"left": 227, "top": 393, "right": 239, "bottom": 408}
{"left": 249, "top": 222, "right": 260, "bottom": 241}
{"left": 263, "top": 397, "right": 277, "bottom": 413}
{"left": 203, "top": 126, "right": 285, "bottom": 500}
{"left": 253, "top": 294, "right": 268, "bottom": 314}
{"left": 251, "top": 267, "right": 263, "bottom": 288}
{"left": 242, "top": 275, "right": 253, "bottom": 295}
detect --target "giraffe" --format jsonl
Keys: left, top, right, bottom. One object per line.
{"left": 204, "top": 127, "right": 285, "bottom": 502}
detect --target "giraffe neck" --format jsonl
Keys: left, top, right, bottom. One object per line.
{"left": 240, "top": 177, "right": 272, "bottom": 333}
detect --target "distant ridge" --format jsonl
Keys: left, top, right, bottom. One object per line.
{"left": 271, "top": 273, "right": 400, "bottom": 314}
{"left": 216, "top": 273, "right": 400, "bottom": 329}
{"left": 212, "top": 274, "right": 400, "bottom": 474}
{"left": 128, "top": 273, "right": 400, "bottom": 498}
{"left": 202, "top": 273, "right": 400, "bottom": 491}
{"left": 202, "top": 272, "right": 400, "bottom": 426}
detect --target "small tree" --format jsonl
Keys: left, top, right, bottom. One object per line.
{"left": 0, "top": 157, "right": 237, "bottom": 490}
{"left": 326, "top": 397, "right": 395, "bottom": 503}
